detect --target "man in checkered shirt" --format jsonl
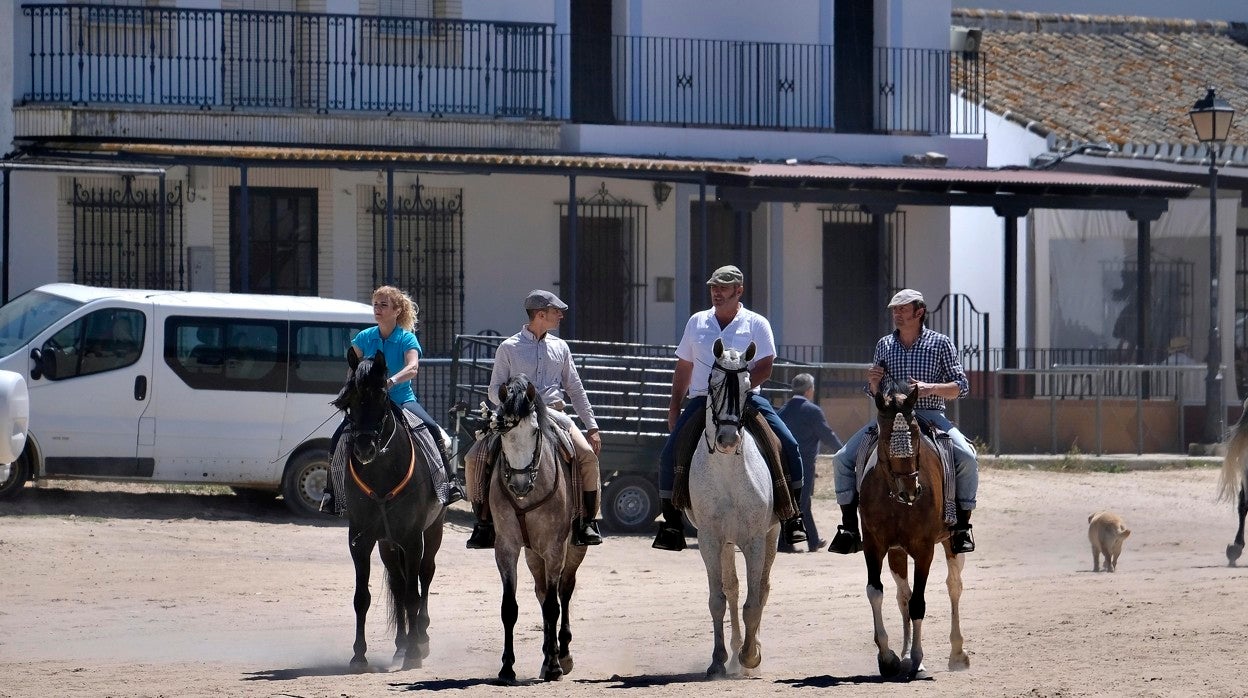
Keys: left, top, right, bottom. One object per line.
{"left": 827, "top": 289, "right": 979, "bottom": 555}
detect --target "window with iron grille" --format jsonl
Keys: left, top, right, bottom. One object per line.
{"left": 70, "top": 176, "right": 186, "bottom": 290}
{"left": 369, "top": 181, "right": 464, "bottom": 357}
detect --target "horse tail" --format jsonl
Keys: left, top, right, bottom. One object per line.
{"left": 1219, "top": 403, "right": 1248, "bottom": 502}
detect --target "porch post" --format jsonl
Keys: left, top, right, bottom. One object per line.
{"left": 994, "top": 207, "right": 1028, "bottom": 370}
{"left": 239, "top": 165, "right": 250, "bottom": 292}
{"left": 567, "top": 174, "right": 578, "bottom": 338}
{"left": 386, "top": 167, "right": 395, "bottom": 285}
{"left": 2, "top": 169, "right": 9, "bottom": 303}
{"left": 699, "top": 182, "right": 708, "bottom": 288}
{"left": 1129, "top": 208, "right": 1163, "bottom": 399}
{"left": 158, "top": 173, "right": 167, "bottom": 288}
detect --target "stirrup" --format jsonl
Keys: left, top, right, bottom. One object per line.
{"left": 782, "top": 517, "right": 808, "bottom": 546}
{"left": 444, "top": 482, "right": 466, "bottom": 505}
{"left": 466, "top": 521, "right": 495, "bottom": 549}
{"left": 949, "top": 525, "right": 975, "bottom": 554}
{"left": 572, "top": 519, "right": 603, "bottom": 547}
{"left": 828, "top": 526, "right": 862, "bottom": 554}
{"left": 652, "top": 525, "right": 686, "bottom": 551}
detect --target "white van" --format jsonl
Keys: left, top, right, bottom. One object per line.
{"left": 0, "top": 283, "right": 372, "bottom": 515}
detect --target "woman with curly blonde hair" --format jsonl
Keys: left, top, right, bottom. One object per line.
{"left": 323, "top": 285, "right": 464, "bottom": 514}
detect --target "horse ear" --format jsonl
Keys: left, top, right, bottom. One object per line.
{"left": 346, "top": 346, "right": 359, "bottom": 370}
{"left": 874, "top": 390, "right": 887, "bottom": 412}
{"left": 713, "top": 338, "right": 724, "bottom": 358}
{"left": 744, "top": 342, "right": 756, "bottom": 362}
{"left": 497, "top": 383, "right": 508, "bottom": 404}
{"left": 525, "top": 380, "right": 537, "bottom": 400}
{"left": 373, "top": 350, "right": 387, "bottom": 373}
{"left": 903, "top": 385, "right": 919, "bottom": 411}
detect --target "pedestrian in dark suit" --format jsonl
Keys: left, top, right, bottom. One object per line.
{"left": 778, "top": 373, "right": 843, "bottom": 552}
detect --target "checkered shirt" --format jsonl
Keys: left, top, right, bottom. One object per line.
{"left": 869, "top": 327, "right": 969, "bottom": 411}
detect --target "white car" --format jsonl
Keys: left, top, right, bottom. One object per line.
{"left": 0, "top": 370, "right": 30, "bottom": 484}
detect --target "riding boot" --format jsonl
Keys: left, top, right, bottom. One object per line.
{"left": 828, "top": 499, "right": 862, "bottom": 554}
{"left": 780, "top": 485, "right": 808, "bottom": 546}
{"left": 572, "top": 491, "right": 603, "bottom": 546}
{"left": 465, "top": 501, "right": 495, "bottom": 549}
{"left": 319, "top": 483, "right": 340, "bottom": 517}
{"left": 949, "top": 507, "right": 975, "bottom": 554}
{"left": 651, "top": 497, "right": 687, "bottom": 551}
{"left": 440, "top": 444, "right": 465, "bottom": 505}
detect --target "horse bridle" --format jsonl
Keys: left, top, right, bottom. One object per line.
{"left": 705, "top": 361, "right": 748, "bottom": 453}
{"left": 881, "top": 411, "right": 924, "bottom": 505}
{"left": 493, "top": 413, "right": 545, "bottom": 493}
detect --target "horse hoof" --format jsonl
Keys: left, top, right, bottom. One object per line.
{"left": 418, "top": 641, "right": 431, "bottom": 660}
{"left": 1228, "top": 543, "right": 1243, "bottom": 567}
{"left": 739, "top": 647, "right": 762, "bottom": 670}
{"left": 558, "top": 652, "right": 574, "bottom": 674}
{"left": 543, "top": 666, "right": 564, "bottom": 682}
{"left": 878, "top": 650, "right": 902, "bottom": 678}
{"left": 949, "top": 651, "right": 971, "bottom": 671}
{"left": 497, "top": 667, "right": 517, "bottom": 684}
{"left": 706, "top": 662, "right": 728, "bottom": 679}
{"left": 349, "top": 657, "right": 369, "bottom": 673}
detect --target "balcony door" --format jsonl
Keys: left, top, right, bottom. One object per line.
{"left": 229, "top": 187, "right": 318, "bottom": 295}
{"left": 570, "top": 0, "right": 614, "bottom": 124}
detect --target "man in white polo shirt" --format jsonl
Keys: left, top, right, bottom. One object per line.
{"left": 651, "top": 265, "right": 807, "bottom": 551}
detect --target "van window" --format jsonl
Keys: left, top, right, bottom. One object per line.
{"left": 164, "top": 317, "right": 284, "bottom": 392}
{"left": 40, "top": 308, "right": 146, "bottom": 380}
{"left": 0, "top": 289, "right": 82, "bottom": 358}
{"left": 290, "top": 322, "right": 366, "bottom": 394}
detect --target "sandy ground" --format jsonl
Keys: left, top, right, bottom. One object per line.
{"left": 1, "top": 459, "right": 1245, "bottom": 698}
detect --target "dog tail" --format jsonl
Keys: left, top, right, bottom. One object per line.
{"left": 1219, "top": 399, "right": 1248, "bottom": 502}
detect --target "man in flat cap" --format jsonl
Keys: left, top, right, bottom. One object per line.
{"left": 463, "top": 289, "right": 603, "bottom": 548}
{"left": 651, "top": 265, "right": 809, "bottom": 551}
{"left": 826, "top": 289, "right": 980, "bottom": 555}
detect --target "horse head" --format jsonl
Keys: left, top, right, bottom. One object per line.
{"left": 495, "top": 374, "right": 550, "bottom": 497}
{"left": 333, "top": 348, "right": 394, "bottom": 465}
{"left": 706, "top": 339, "right": 756, "bottom": 453}
{"left": 874, "top": 385, "right": 923, "bottom": 505}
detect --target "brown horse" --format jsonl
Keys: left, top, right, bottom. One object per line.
{"left": 857, "top": 385, "right": 970, "bottom": 679}
{"left": 489, "top": 375, "right": 586, "bottom": 683}
{"left": 1218, "top": 400, "right": 1248, "bottom": 567}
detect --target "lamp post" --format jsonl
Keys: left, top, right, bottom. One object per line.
{"left": 1189, "top": 86, "right": 1236, "bottom": 444}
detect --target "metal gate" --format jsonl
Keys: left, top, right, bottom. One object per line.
{"left": 369, "top": 180, "right": 464, "bottom": 357}
{"left": 928, "top": 293, "right": 990, "bottom": 440}
{"left": 71, "top": 176, "right": 185, "bottom": 289}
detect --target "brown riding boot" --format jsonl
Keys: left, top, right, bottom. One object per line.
{"left": 572, "top": 491, "right": 603, "bottom": 546}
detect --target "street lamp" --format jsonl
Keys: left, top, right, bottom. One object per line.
{"left": 1189, "top": 86, "right": 1236, "bottom": 444}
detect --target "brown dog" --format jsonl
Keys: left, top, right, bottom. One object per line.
{"left": 1088, "top": 511, "right": 1131, "bottom": 573}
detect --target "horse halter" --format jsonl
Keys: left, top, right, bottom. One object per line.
{"left": 344, "top": 387, "right": 398, "bottom": 465}
{"left": 492, "top": 395, "right": 545, "bottom": 498}
{"left": 882, "top": 411, "right": 924, "bottom": 505}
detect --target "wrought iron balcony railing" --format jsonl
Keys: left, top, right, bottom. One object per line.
{"left": 21, "top": 3, "right": 986, "bottom": 136}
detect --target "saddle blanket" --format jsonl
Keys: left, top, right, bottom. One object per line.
{"left": 854, "top": 428, "right": 957, "bottom": 526}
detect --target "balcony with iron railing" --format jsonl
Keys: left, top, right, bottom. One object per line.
{"left": 18, "top": 3, "right": 987, "bottom": 138}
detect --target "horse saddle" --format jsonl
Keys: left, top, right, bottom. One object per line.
{"left": 854, "top": 419, "right": 957, "bottom": 526}
{"left": 671, "top": 406, "right": 797, "bottom": 521}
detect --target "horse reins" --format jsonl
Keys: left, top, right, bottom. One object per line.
{"left": 348, "top": 407, "right": 417, "bottom": 545}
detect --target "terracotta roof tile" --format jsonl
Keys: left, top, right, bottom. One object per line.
{"left": 954, "top": 9, "right": 1248, "bottom": 149}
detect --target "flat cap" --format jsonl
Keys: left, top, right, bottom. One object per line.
{"left": 887, "top": 289, "right": 925, "bottom": 307}
{"left": 706, "top": 265, "right": 744, "bottom": 286}
{"left": 523, "top": 289, "right": 568, "bottom": 311}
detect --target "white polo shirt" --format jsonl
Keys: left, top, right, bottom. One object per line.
{"left": 676, "top": 304, "right": 776, "bottom": 398}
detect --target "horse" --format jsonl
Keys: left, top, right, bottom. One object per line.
{"left": 489, "top": 374, "right": 586, "bottom": 683}
{"left": 857, "top": 385, "right": 970, "bottom": 679}
{"left": 1218, "top": 400, "right": 1248, "bottom": 567}
{"left": 683, "top": 339, "right": 779, "bottom": 677}
{"left": 331, "top": 349, "right": 445, "bottom": 671}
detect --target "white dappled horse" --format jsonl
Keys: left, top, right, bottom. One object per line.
{"left": 683, "top": 339, "right": 779, "bottom": 677}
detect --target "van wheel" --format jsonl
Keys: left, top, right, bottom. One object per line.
{"left": 601, "top": 475, "right": 659, "bottom": 533}
{"left": 281, "top": 450, "right": 330, "bottom": 518}
{"left": 0, "top": 448, "right": 31, "bottom": 501}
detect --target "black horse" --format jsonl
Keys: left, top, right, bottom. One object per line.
{"left": 332, "top": 349, "right": 445, "bottom": 670}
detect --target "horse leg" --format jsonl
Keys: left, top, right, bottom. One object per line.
{"left": 719, "top": 541, "right": 742, "bottom": 673}
{"left": 906, "top": 547, "right": 934, "bottom": 680}
{"left": 737, "top": 534, "right": 772, "bottom": 673}
{"left": 524, "top": 548, "right": 565, "bottom": 682}
{"left": 887, "top": 548, "right": 913, "bottom": 660}
{"left": 349, "top": 537, "right": 376, "bottom": 670}
{"left": 399, "top": 536, "right": 428, "bottom": 671}
{"left": 495, "top": 545, "right": 521, "bottom": 684}
{"left": 697, "top": 534, "right": 730, "bottom": 678}
{"left": 415, "top": 518, "right": 444, "bottom": 661}
{"left": 865, "top": 544, "right": 901, "bottom": 678}
{"left": 378, "top": 542, "right": 414, "bottom": 669}
{"left": 1229, "top": 483, "right": 1248, "bottom": 567}
{"left": 557, "top": 547, "right": 586, "bottom": 675}
{"left": 944, "top": 541, "right": 971, "bottom": 671}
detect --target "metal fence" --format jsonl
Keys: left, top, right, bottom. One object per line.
{"left": 21, "top": 4, "right": 986, "bottom": 136}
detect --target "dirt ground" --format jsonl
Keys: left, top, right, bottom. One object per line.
{"left": 1, "top": 459, "right": 1244, "bottom": 698}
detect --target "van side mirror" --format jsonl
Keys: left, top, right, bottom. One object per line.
{"left": 29, "top": 347, "right": 44, "bottom": 381}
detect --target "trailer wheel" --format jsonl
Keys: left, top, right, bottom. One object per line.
{"left": 601, "top": 475, "right": 659, "bottom": 533}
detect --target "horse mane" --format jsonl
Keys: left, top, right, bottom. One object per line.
{"left": 500, "top": 374, "right": 554, "bottom": 437}
{"left": 332, "top": 354, "right": 386, "bottom": 413}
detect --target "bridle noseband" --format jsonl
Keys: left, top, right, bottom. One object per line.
{"left": 881, "top": 410, "right": 924, "bottom": 505}
{"left": 705, "top": 361, "right": 749, "bottom": 453}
